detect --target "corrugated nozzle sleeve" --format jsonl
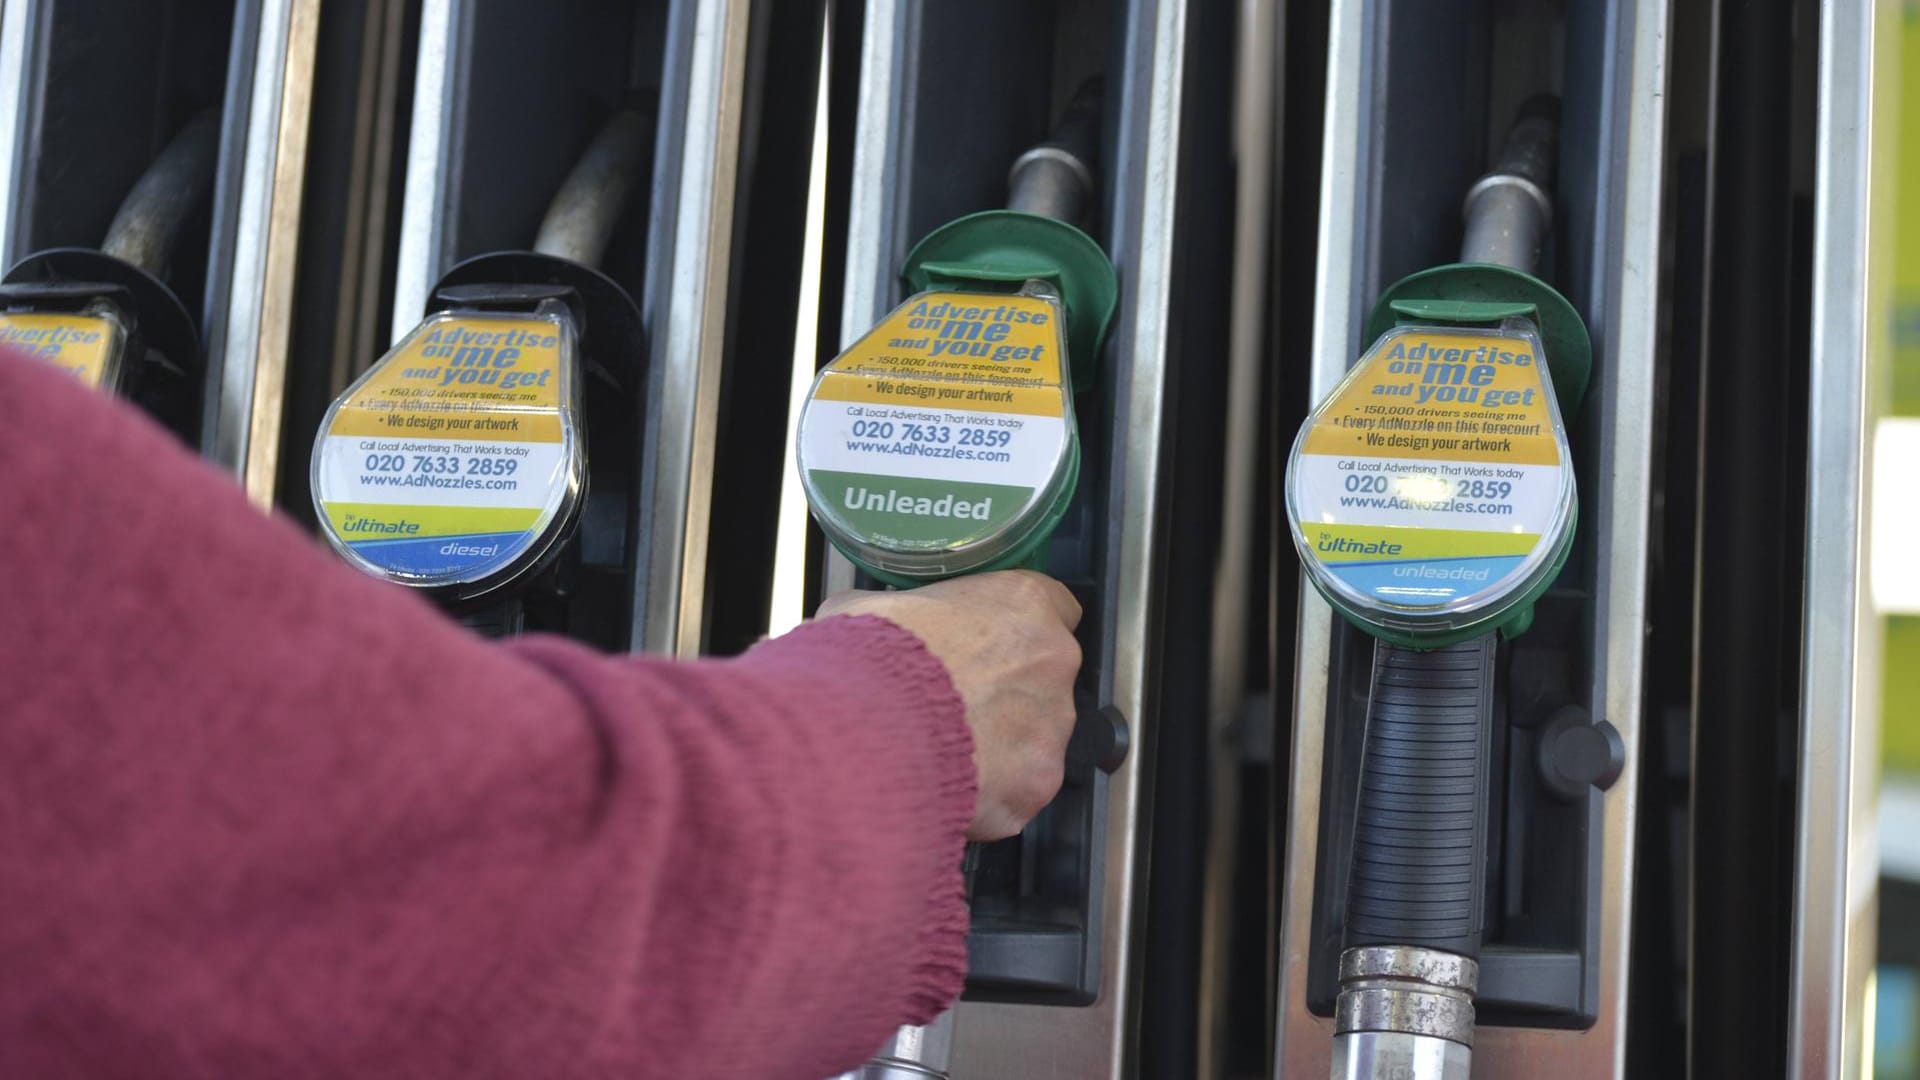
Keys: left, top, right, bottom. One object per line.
{"left": 1343, "top": 636, "right": 1496, "bottom": 957}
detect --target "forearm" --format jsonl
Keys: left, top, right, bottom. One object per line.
{"left": 0, "top": 355, "right": 974, "bottom": 1078}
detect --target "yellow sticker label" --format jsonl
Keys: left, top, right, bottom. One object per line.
{"left": 326, "top": 314, "right": 566, "bottom": 442}
{"left": 812, "top": 292, "right": 1067, "bottom": 418}
{"left": 1299, "top": 328, "right": 1561, "bottom": 466}
{"left": 1, "top": 311, "right": 123, "bottom": 390}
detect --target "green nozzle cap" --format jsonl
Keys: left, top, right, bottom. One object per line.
{"left": 903, "top": 210, "right": 1117, "bottom": 389}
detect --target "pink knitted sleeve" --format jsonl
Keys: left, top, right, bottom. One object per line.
{"left": 0, "top": 353, "right": 976, "bottom": 1079}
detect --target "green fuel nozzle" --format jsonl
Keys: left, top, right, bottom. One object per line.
{"left": 1294, "top": 96, "right": 1594, "bottom": 1080}
{"left": 797, "top": 83, "right": 1117, "bottom": 588}
{"left": 1287, "top": 95, "right": 1591, "bottom": 648}
{"left": 815, "top": 84, "right": 1119, "bottom": 1080}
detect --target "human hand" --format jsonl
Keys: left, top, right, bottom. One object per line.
{"left": 816, "top": 571, "right": 1082, "bottom": 841}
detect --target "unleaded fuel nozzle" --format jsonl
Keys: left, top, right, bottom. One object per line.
{"left": 816, "top": 84, "right": 1118, "bottom": 1080}
{"left": 796, "top": 83, "right": 1117, "bottom": 588}
{"left": 310, "top": 105, "right": 649, "bottom": 604}
{"left": 1287, "top": 95, "right": 1589, "bottom": 647}
{"left": 1292, "top": 96, "right": 1593, "bottom": 1080}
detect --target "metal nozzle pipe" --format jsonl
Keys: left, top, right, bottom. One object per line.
{"left": 1007, "top": 80, "right": 1102, "bottom": 227}
{"left": 1460, "top": 95, "right": 1559, "bottom": 273}
{"left": 833, "top": 1012, "right": 955, "bottom": 1080}
{"left": 1330, "top": 946, "right": 1478, "bottom": 1080}
{"left": 533, "top": 107, "right": 650, "bottom": 270}
{"left": 101, "top": 111, "right": 223, "bottom": 276}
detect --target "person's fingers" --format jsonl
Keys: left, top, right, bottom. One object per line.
{"left": 808, "top": 572, "right": 1083, "bottom": 844}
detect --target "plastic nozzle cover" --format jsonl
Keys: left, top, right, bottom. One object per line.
{"left": 795, "top": 285, "right": 1078, "bottom": 585}
{"left": 0, "top": 298, "right": 129, "bottom": 392}
{"left": 311, "top": 301, "right": 586, "bottom": 597}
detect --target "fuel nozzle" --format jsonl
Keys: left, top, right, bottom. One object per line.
{"left": 817, "top": 84, "right": 1118, "bottom": 1080}
{"left": 310, "top": 105, "right": 648, "bottom": 608}
{"left": 796, "top": 82, "right": 1116, "bottom": 589}
{"left": 1286, "top": 93, "right": 1588, "bottom": 648}
{"left": 0, "top": 111, "right": 218, "bottom": 422}
{"left": 1285, "top": 97, "right": 1593, "bottom": 1080}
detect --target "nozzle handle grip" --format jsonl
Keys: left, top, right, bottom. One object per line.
{"left": 1343, "top": 636, "right": 1496, "bottom": 957}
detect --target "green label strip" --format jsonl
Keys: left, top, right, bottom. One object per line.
{"left": 808, "top": 469, "right": 1035, "bottom": 547}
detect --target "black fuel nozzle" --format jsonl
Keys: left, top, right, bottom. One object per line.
{"left": 0, "top": 111, "right": 220, "bottom": 433}
{"left": 310, "top": 104, "right": 652, "bottom": 630}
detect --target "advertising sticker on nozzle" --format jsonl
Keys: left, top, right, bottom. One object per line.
{"left": 796, "top": 289, "right": 1076, "bottom": 581}
{"left": 2, "top": 311, "right": 126, "bottom": 390}
{"left": 311, "top": 309, "right": 584, "bottom": 593}
{"left": 1287, "top": 324, "right": 1575, "bottom": 631}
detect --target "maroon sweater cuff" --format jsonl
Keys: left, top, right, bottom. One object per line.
{"left": 738, "top": 614, "right": 976, "bottom": 1023}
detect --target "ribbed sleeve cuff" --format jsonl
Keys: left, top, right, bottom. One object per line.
{"left": 751, "top": 614, "right": 976, "bottom": 1023}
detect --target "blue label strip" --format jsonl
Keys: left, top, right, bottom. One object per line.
{"left": 1328, "top": 555, "right": 1527, "bottom": 607}
{"left": 347, "top": 530, "right": 534, "bottom": 580}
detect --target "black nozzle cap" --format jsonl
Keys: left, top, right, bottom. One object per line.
{"left": 2, "top": 248, "right": 199, "bottom": 375}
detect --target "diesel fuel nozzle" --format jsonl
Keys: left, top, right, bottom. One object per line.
{"left": 311, "top": 105, "right": 650, "bottom": 608}
{"left": 0, "top": 110, "right": 219, "bottom": 419}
